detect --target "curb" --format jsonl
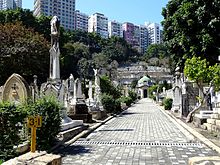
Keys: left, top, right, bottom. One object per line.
{"left": 61, "top": 115, "right": 114, "bottom": 147}
{"left": 154, "top": 102, "right": 220, "bottom": 154}
{"left": 54, "top": 104, "right": 135, "bottom": 151}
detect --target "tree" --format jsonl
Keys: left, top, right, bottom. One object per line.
{"left": 0, "top": 22, "right": 50, "bottom": 84}
{"left": 143, "top": 44, "right": 169, "bottom": 60}
{"left": 162, "top": 0, "right": 220, "bottom": 70}
{"left": 92, "top": 52, "right": 109, "bottom": 69}
{"left": 0, "top": 8, "right": 52, "bottom": 41}
{"left": 61, "top": 42, "right": 90, "bottom": 78}
{"left": 184, "top": 56, "right": 220, "bottom": 122}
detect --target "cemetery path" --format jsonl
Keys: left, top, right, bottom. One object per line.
{"left": 58, "top": 98, "right": 218, "bottom": 165}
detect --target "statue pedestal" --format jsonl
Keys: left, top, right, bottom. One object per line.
{"left": 58, "top": 108, "right": 85, "bottom": 142}
{"left": 68, "top": 100, "right": 93, "bottom": 123}
{"left": 60, "top": 108, "right": 83, "bottom": 131}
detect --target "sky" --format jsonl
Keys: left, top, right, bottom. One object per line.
{"left": 23, "top": 0, "right": 169, "bottom": 25}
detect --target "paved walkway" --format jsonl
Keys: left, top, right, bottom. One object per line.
{"left": 58, "top": 98, "right": 218, "bottom": 165}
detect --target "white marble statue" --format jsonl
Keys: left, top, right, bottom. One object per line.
{"left": 50, "top": 16, "right": 60, "bottom": 80}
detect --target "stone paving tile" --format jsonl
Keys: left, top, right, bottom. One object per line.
{"left": 61, "top": 144, "right": 217, "bottom": 164}
{"left": 58, "top": 98, "right": 219, "bottom": 165}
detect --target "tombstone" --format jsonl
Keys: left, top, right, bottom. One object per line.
{"left": 86, "top": 69, "right": 107, "bottom": 120}
{"left": 88, "top": 80, "right": 93, "bottom": 102}
{"left": 86, "top": 80, "right": 94, "bottom": 106}
{"left": 163, "top": 87, "right": 166, "bottom": 94}
{"left": 2, "top": 73, "right": 31, "bottom": 104}
{"left": 171, "top": 86, "right": 181, "bottom": 112}
{"left": 93, "top": 69, "right": 102, "bottom": 107}
{"left": 76, "top": 78, "right": 83, "bottom": 99}
{"left": 65, "top": 76, "right": 93, "bottom": 123}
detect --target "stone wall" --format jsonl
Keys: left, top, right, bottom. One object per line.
{"left": 2, "top": 151, "right": 61, "bottom": 165}
{"left": 202, "top": 106, "right": 220, "bottom": 133}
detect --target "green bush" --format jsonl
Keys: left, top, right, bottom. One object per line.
{"left": 0, "top": 159, "right": 3, "bottom": 164}
{"left": 0, "top": 96, "right": 62, "bottom": 160}
{"left": 149, "top": 95, "right": 156, "bottom": 101}
{"left": 120, "top": 96, "right": 133, "bottom": 106}
{"left": 115, "top": 98, "right": 122, "bottom": 113}
{"left": 148, "top": 85, "right": 158, "bottom": 98}
{"left": 163, "top": 98, "right": 173, "bottom": 110}
{"left": 27, "top": 96, "right": 61, "bottom": 151}
{"left": 0, "top": 103, "right": 27, "bottom": 161}
{"left": 100, "top": 75, "right": 121, "bottom": 99}
{"left": 128, "top": 91, "right": 137, "bottom": 102}
{"left": 101, "top": 94, "right": 121, "bottom": 114}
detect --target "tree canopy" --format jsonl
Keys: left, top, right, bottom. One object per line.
{"left": 143, "top": 44, "right": 169, "bottom": 60}
{"left": 184, "top": 56, "right": 220, "bottom": 122}
{"left": 162, "top": 0, "right": 220, "bottom": 70}
{"left": 0, "top": 22, "right": 50, "bottom": 84}
{"left": 0, "top": 8, "right": 142, "bottom": 83}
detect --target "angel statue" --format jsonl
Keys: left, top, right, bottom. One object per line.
{"left": 50, "top": 16, "right": 60, "bottom": 52}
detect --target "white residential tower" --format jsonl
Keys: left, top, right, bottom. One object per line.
{"left": 33, "top": 0, "right": 75, "bottom": 30}
{"left": 108, "top": 20, "right": 123, "bottom": 38}
{"left": 0, "top": 0, "right": 22, "bottom": 10}
{"left": 88, "top": 13, "right": 108, "bottom": 39}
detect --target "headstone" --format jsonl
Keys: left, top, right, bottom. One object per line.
{"left": 87, "top": 69, "right": 106, "bottom": 120}
{"left": 65, "top": 76, "right": 93, "bottom": 123}
{"left": 76, "top": 78, "right": 83, "bottom": 99}
{"left": 171, "top": 86, "right": 181, "bottom": 112}
{"left": 2, "top": 73, "right": 31, "bottom": 104}
{"left": 93, "top": 69, "right": 101, "bottom": 106}
{"left": 88, "top": 80, "right": 93, "bottom": 102}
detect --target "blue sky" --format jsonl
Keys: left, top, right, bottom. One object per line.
{"left": 23, "top": 0, "right": 168, "bottom": 25}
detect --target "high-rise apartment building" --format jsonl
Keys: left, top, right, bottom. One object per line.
{"left": 122, "top": 22, "right": 135, "bottom": 46}
{"left": 74, "top": 10, "right": 88, "bottom": 32}
{"left": 145, "top": 22, "right": 161, "bottom": 45}
{"left": 122, "top": 22, "right": 148, "bottom": 54}
{"left": 108, "top": 20, "right": 123, "bottom": 38}
{"left": 160, "top": 30, "right": 163, "bottom": 43}
{"left": 133, "top": 25, "right": 140, "bottom": 51}
{"left": 139, "top": 25, "right": 148, "bottom": 54}
{"left": 88, "top": 13, "right": 108, "bottom": 39}
{"left": 33, "top": 0, "right": 75, "bottom": 30}
{"left": 0, "top": 0, "right": 22, "bottom": 10}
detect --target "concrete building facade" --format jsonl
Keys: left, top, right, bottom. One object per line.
{"left": 33, "top": 0, "right": 75, "bottom": 30}
{"left": 145, "top": 22, "right": 161, "bottom": 45}
{"left": 108, "top": 20, "right": 123, "bottom": 38}
{"left": 123, "top": 23, "right": 149, "bottom": 54}
{"left": 139, "top": 25, "right": 148, "bottom": 54}
{"left": 74, "top": 10, "right": 88, "bottom": 32}
{"left": 88, "top": 13, "right": 108, "bottom": 39}
{"left": 122, "top": 22, "right": 135, "bottom": 46}
{"left": 0, "top": 0, "right": 22, "bottom": 10}
{"left": 133, "top": 25, "right": 141, "bottom": 51}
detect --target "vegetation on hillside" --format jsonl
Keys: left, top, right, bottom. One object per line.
{"left": 0, "top": 9, "right": 143, "bottom": 84}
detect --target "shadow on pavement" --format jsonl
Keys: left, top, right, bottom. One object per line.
{"left": 98, "top": 128, "right": 134, "bottom": 132}
{"left": 120, "top": 112, "right": 141, "bottom": 115}
{"left": 55, "top": 145, "right": 91, "bottom": 157}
